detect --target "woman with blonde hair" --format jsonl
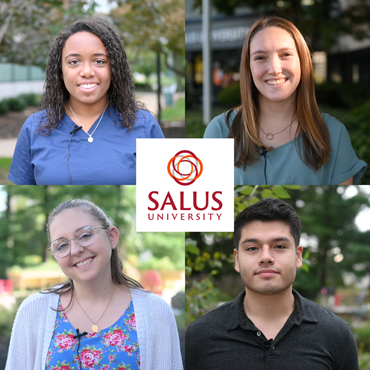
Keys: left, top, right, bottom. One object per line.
{"left": 5, "top": 199, "right": 183, "bottom": 370}
{"left": 204, "top": 16, "right": 367, "bottom": 185}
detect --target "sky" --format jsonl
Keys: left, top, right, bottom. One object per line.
{"left": 94, "top": 0, "right": 117, "bottom": 14}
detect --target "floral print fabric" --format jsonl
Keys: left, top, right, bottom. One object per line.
{"left": 46, "top": 300, "right": 140, "bottom": 370}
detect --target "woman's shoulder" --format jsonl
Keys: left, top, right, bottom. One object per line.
{"left": 204, "top": 109, "right": 238, "bottom": 138}
{"left": 20, "top": 109, "right": 48, "bottom": 131}
{"left": 130, "top": 289, "right": 173, "bottom": 314}
{"left": 110, "top": 106, "right": 163, "bottom": 138}
{"left": 321, "top": 112, "right": 348, "bottom": 134}
{"left": 110, "top": 106, "right": 155, "bottom": 123}
{"left": 16, "top": 291, "right": 58, "bottom": 315}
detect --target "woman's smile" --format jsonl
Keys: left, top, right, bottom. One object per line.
{"left": 250, "top": 26, "right": 301, "bottom": 104}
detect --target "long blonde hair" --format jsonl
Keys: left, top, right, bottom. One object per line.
{"left": 227, "top": 16, "right": 330, "bottom": 171}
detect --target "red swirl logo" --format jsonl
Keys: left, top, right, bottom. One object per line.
{"left": 167, "top": 150, "right": 203, "bottom": 186}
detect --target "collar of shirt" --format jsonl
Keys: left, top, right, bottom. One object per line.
{"left": 227, "top": 289, "right": 318, "bottom": 332}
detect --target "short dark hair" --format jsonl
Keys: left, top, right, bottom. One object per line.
{"left": 234, "top": 198, "right": 301, "bottom": 249}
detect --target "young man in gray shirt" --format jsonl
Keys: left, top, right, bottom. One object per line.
{"left": 186, "top": 198, "right": 359, "bottom": 370}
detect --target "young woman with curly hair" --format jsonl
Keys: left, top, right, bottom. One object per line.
{"left": 5, "top": 199, "right": 183, "bottom": 370}
{"left": 204, "top": 16, "right": 367, "bottom": 185}
{"left": 8, "top": 18, "right": 164, "bottom": 185}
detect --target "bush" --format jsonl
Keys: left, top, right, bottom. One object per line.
{"left": 315, "top": 83, "right": 370, "bottom": 109}
{"left": 217, "top": 82, "right": 241, "bottom": 107}
{"left": 354, "top": 324, "right": 370, "bottom": 353}
{"left": 18, "top": 93, "right": 40, "bottom": 106}
{"left": 0, "top": 100, "right": 9, "bottom": 115}
{"left": 6, "top": 97, "right": 27, "bottom": 111}
{"left": 0, "top": 305, "right": 17, "bottom": 338}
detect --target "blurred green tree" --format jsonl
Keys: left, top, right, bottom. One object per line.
{"left": 0, "top": 0, "right": 97, "bottom": 69}
{"left": 111, "top": 0, "right": 185, "bottom": 78}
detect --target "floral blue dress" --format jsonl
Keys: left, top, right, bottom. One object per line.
{"left": 46, "top": 300, "right": 140, "bottom": 370}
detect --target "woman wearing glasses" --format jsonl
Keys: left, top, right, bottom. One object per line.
{"left": 5, "top": 199, "right": 183, "bottom": 370}
{"left": 8, "top": 18, "right": 164, "bottom": 185}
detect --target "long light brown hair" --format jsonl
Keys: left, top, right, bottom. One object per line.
{"left": 41, "top": 199, "right": 144, "bottom": 311}
{"left": 227, "top": 16, "right": 330, "bottom": 170}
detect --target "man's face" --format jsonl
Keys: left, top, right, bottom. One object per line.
{"left": 234, "top": 220, "right": 303, "bottom": 296}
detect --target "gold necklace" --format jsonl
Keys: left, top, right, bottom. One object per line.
{"left": 74, "top": 285, "right": 115, "bottom": 332}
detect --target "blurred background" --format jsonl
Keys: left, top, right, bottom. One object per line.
{"left": 185, "top": 0, "right": 370, "bottom": 183}
{"left": 0, "top": 185, "right": 185, "bottom": 369}
{"left": 0, "top": 0, "right": 185, "bottom": 183}
{"left": 186, "top": 185, "right": 370, "bottom": 369}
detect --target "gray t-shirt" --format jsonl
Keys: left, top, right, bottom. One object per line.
{"left": 204, "top": 110, "right": 367, "bottom": 184}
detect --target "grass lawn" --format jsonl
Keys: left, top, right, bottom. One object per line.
{"left": 161, "top": 98, "right": 185, "bottom": 123}
{"left": 185, "top": 107, "right": 226, "bottom": 138}
{"left": 0, "top": 157, "right": 12, "bottom": 184}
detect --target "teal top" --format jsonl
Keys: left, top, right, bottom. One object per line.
{"left": 204, "top": 110, "right": 367, "bottom": 185}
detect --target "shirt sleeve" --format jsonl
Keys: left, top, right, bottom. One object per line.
{"left": 335, "top": 323, "right": 359, "bottom": 370}
{"left": 143, "top": 111, "right": 165, "bottom": 138}
{"left": 8, "top": 115, "right": 36, "bottom": 185}
{"left": 329, "top": 120, "right": 367, "bottom": 185}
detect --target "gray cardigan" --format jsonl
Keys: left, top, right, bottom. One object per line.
{"left": 6, "top": 288, "right": 183, "bottom": 370}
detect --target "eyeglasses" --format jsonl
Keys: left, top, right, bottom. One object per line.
{"left": 49, "top": 225, "right": 108, "bottom": 258}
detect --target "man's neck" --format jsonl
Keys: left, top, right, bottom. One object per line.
{"left": 243, "top": 287, "right": 295, "bottom": 322}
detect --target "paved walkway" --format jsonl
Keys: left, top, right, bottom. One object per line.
{"left": 0, "top": 92, "right": 185, "bottom": 158}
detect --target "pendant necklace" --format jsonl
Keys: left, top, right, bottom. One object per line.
{"left": 74, "top": 285, "right": 115, "bottom": 333}
{"left": 260, "top": 119, "right": 294, "bottom": 140}
{"left": 69, "top": 101, "right": 108, "bottom": 143}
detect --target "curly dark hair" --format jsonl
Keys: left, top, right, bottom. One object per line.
{"left": 39, "top": 17, "right": 144, "bottom": 135}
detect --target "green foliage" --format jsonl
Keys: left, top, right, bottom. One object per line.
{"left": 5, "top": 97, "right": 27, "bottom": 111}
{"left": 137, "top": 256, "right": 177, "bottom": 271}
{"left": 0, "top": 305, "right": 18, "bottom": 338}
{"left": 0, "top": 93, "right": 42, "bottom": 115}
{"left": 0, "top": 0, "right": 97, "bottom": 69}
{"left": 354, "top": 324, "right": 370, "bottom": 354}
{"left": 136, "top": 232, "right": 184, "bottom": 271}
{"left": 18, "top": 93, "right": 41, "bottom": 107}
{"left": 0, "top": 99, "right": 10, "bottom": 114}
{"left": 185, "top": 275, "right": 221, "bottom": 325}
{"left": 359, "top": 351, "right": 370, "bottom": 370}
{"left": 316, "top": 83, "right": 370, "bottom": 110}
{"left": 112, "top": 0, "right": 184, "bottom": 78}
{"left": 217, "top": 82, "right": 241, "bottom": 107}
{"left": 184, "top": 107, "right": 227, "bottom": 138}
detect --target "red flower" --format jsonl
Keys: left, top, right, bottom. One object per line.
{"left": 80, "top": 348, "right": 101, "bottom": 367}
{"left": 104, "top": 332, "right": 122, "bottom": 346}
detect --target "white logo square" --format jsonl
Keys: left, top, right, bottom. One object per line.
{"left": 136, "top": 139, "right": 234, "bottom": 232}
